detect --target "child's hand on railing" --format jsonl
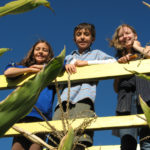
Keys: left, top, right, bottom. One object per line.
{"left": 65, "top": 64, "right": 77, "bottom": 74}
{"left": 118, "top": 54, "right": 138, "bottom": 63}
{"left": 74, "top": 60, "right": 88, "bottom": 67}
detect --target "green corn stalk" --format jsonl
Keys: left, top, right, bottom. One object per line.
{"left": 139, "top": 95, "right": 150, "bottom": 127}
{"left": 135, "top": 72, "right": 150, "bottom": 81}
{"left": 0, "top": 47, "right": 65, "bottom": 137}
{"left": 143, "top": 1, "right": 150, "bottom": 8}
{"left": 58, "top": 126, "right": 75, "bottom": 150}
{"left": 124, "top": 68, "right": 150, "bottom": 81}
{"left": 0, "top": 48, "right": 11, "bottom": 56}
{"left": 0, "top": 0, "right": 54, "bottom": 17}
{"left": 134, "top": 72, "right": 150, "bottom": 81}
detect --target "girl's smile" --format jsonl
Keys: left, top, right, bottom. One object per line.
{"left": 34, "top": 43, "right": 49, "bottom": 64}
{"left": 118, "top": 26, "right": 137, "bottom": 49}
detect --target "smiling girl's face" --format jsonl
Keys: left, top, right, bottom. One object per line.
{"left": 33, "top": 42, "right": 50, "bottom": 64}
{"left": 118, "top": 26, "right": 137, "bottom": 50}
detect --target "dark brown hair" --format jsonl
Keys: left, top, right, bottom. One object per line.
{"left": 73, "top": 22, "right": 96, "bottom": 40}
{"left": 19, "top": 40, "right": 54, "bottom": 67}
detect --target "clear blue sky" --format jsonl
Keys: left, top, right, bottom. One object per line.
{"left": 0, "top": 0, "right": 150, "bottom": 149}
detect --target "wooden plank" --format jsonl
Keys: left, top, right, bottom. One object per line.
{"left": 43, "top": 145, "right": 140, "bottom": 150}
{"left": 1, "top": 59, "right": 150, "bottom": 89}
{"left": 4, "top": 114, "right": 147, "bottom": 137}
{"left": 85, "top": 144, "right": 140, "bottom": 150}
{"left": 86, "top": 145, "right": 122, "bottom": 150}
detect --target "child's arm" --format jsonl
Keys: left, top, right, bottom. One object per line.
{"left": 66, "top": 57, "right": 116, "bottom": 74}
{"left": 87, "top": 59, "right": 116, "bottom": 65}
{"left": 71, "top": 58, "right": 116, "bottom": 66}
{"left": 65, "top": 64, "right": 77, "bottom": 74}
{"left": 65, "top": 59, "right": 88, "bottom": 74}
{"left": 133, "top": 40, "right": 150, "bottom": 58}
{"left": 118, "top": 53, "right": 138, "bottom": 63}
{"left": 74, "top": 60, "right": 88, "bottom": 67}
{"left": 4, "top": 65, "right": 43, "bottom": 78}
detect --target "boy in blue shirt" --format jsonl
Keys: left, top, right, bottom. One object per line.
{"left": 52, "top": 23, "right": 115, "bottom": 149}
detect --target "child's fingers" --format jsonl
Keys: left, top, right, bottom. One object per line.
{"left": 65, "top": 64, "right": 76, "bottom": 74}
{"left": 29, "top": 65, "right": 44, "bottom": 70}
{"left": 118, "top": 55, "right": 130, "bottom": 63}
{"left": 28, "top": 67, "right": 41, "bottom": 73}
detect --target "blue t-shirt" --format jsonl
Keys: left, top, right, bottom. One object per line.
{"left": 5, "top": 63, "right": 55, "bottom": 121}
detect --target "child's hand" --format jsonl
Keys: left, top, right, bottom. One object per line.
{"left": 29, "top": 64, "right": 44, "bottom": 72}
{"left": 133, "top": 40, "right": 141, "bottom": 51}
{"left": 65, "top": 64, "right": 76, "bottom": 74}
{"left": 118, "top": 54, "right": 131, "bottom": 63}
{"left": 118, "top": 54, "right": 138, "bottom": 63}
{"left": 29, "top": 64, "right": 44, "bottom": 70}
{"left": 28, "top": 67, "right": 41, "bottom": 73}
{"left": 74, "top": 60, "right": 88, "bottom": 67}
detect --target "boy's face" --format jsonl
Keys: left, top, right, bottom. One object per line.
{"left": 74, "top": 28, "right": 94, "bottom": 52}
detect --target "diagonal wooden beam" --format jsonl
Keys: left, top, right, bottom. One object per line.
{"left": 86, "top": 144, "right": 140, "bottom": 150}
{"left": 4, "top": 114, "right": 147, "bottom": 137}
{"left": 1, "top": 59, "right": 150, "bottom": 89}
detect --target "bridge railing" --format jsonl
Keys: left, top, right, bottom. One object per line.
{"left": 1, "top": 59, "right": 150, "bottom": 150}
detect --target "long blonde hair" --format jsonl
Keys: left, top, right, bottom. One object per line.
{"left": 109, "top": 24, "right": 137, "bottom": 57}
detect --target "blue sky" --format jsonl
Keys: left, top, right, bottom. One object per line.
{"left": 0, "top": 0, "right": 150, "bottom": 149}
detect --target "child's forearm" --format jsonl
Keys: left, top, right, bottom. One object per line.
{"left": 135, "top": 46, "right": 150, "bottom": 58}
{"left": 4, "top": 67, "right": 33, "bottom": 78}
{"left": 70, "top": 58, "right": 116, "bottom": 67}
{"left": 87, "top": 59, "right": 116, "bottom": 65}
{"left": 133, "top": 40, "right": 150, "bottom": 58}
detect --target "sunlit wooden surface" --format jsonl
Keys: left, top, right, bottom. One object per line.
{"left": 1, "top": 59, "right": 150, "bottom": 89}
{"left": 4, "top": 114, "right": 147, "bottom": 136}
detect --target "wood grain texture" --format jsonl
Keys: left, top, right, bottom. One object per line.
{"left": 1, "top": 59, "right": 150, "bottom": 89}
{"left": 4, "top": 114, "right": 147, "bottom": 136}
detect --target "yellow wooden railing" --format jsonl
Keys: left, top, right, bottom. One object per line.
{"left": 1, "top": 59, "right": 150, "bottom": 149}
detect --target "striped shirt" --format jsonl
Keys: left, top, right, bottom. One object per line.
{"left": 59, "top": 48, "right": 115, "bottom": 105}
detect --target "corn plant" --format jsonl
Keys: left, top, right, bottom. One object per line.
{"left": 0, "top": 0, "right": 54, "bottom": 17}
{"left": 32, "top": 75, "right": 97, "bottom": 150}
{"left": 14, "top": 73, "right": 97, "bottom": 150}
{"left": 0, "top": 47, "right": 65, "bottom": 137}
{"left": 139, "top": 95, "right": 150, "bottom": 127}
{"left": 0, "top": 48, "right": 11, "bottom": 56}
{"left": 143, "top": 1, "right": 150, "bottom": 8}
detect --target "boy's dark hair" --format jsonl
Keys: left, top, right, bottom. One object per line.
{"left": 73, "top": 23, "right": 96, "bottom": 39}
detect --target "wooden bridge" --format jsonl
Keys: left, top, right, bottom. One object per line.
{"left": 1, "top": 59, "right": 150, "bottom": 149}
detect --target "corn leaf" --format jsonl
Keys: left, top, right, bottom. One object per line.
{"left": 134, "top": 71, "right": 150, "bottom": 81}
{"left": 58, "top": 126, "right": 74, "bottom": 150}
{"left": 136, "top": 72, "right": 150, "bottom": 81}
{"left": 0, "top": 47, "right": 65, "bottom": 136}
{"left": 0, "top": 48, "right": 11, "bottom": 56}
{"left": 143, "top": 1, "right": 150, "bottom": 8}
{"left": 0, "top": 0, "right": 53, "bottom": 17}
{"left": 124, "top": 68, "right": 150, "bottom": 81}
{"left": 139, "top": 95, "right": 150, "bottom": 127}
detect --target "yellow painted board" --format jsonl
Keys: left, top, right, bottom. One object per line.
{"left": 43, "top": 145, "right": 140, "bottom": 150}
{"left": 4, "top": 114, "right": 147, "bottom": 137}
{"left": 85, "top": 144, "right": 140, "bottom": 150}
{"left": 86, "top": 145, "right": 121, "bottom": 150}
{"left": 43, "top": 145, "right": 121, "bottom": 150}
{"left": 1, "top": 59, "right": 150, "bottom": 89}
